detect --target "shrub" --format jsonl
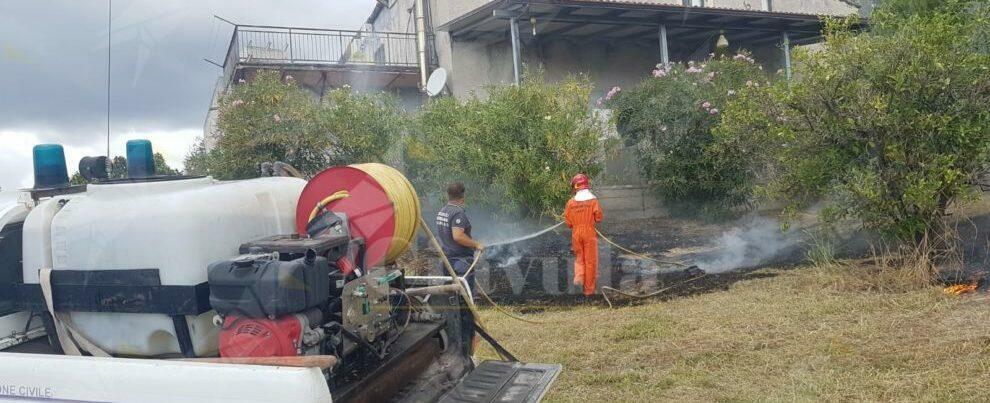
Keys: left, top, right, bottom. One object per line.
{"left": 191, "top": 71, "right": 405, "bottom": 179}
{"left": 718, "top": 5, "right": 990, "bottom": 254}
{"left": 607, "top": 54, "right": 771, "bottom": 218}
{"left": 408, "top": 73, "right": 610, "bottom": 217}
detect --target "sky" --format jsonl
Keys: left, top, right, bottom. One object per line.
{"left": 0, "top": 0, "right": 375, "bottom": 191}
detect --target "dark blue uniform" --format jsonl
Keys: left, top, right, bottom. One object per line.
{"left": 436, "top": 203, "right": 476, "bottom": 289}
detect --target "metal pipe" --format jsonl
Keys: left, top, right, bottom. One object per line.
{"left": 404, "top": 284, "right": 462, "bottom": 297}
{"left": 659, "top": 24, "right": 669, "bottom": 67}
{"left": 782, "top": 31, "right": 792, "bottom": 80}
{"left": 415, "top": 0, "right": 429, "bottom": 90}
{"left": 510, "top": 16, "right": 522, "bottom": 86}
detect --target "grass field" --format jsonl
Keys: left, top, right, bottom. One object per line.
{"left": 475, "top": 265, "right": 990, "bottom": 402}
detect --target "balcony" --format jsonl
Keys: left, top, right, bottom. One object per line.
{"left": 219, "top": 24, "right": 423, "bottom": 90}
{"left": 205, "top": 24, "right": 427, "bottom": 150}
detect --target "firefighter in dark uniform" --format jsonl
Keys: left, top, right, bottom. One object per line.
{"left": 435, "top": 182, "right": 484, "bottom": 291}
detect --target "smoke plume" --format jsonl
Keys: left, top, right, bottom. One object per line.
{"left": 695, "top": 217, "right": 800, "bottom": 273}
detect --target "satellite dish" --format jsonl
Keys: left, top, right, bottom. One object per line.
{"left": 425, "top": 68, "right": 447, "bottom": 97}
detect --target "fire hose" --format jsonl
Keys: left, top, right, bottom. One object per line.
{"left": 472, "top": 222, "right": 705, "bottom": 311}
{"left": 418, "top": 217, "right": 519, "bottom": 362}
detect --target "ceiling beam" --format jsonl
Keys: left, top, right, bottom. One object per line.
{"left": 522, "top": 12, "right": 823, "bottom": 34}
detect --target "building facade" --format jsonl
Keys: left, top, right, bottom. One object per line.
{"left": 206, "top": 0, "right": 863, "bottom": 216}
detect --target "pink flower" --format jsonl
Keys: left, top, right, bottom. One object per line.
{"left": 604, "top": 86, "right": 621, "bottom": 101}
{"left": 709, "top": 108, "right": 719, "bottom": 115}
{"left": 652, "top": 68, "right": 668, "bottom": 78}
{"left": 706, "top": 71, "right": 716, "bottom": 80}
{"left": 702, "top": 101, "right": 712, "bottom": 109}
{"left": 733, "top": 54, "right": 755, "bottom": 64}
{"left": 285, "top": 75, "right": 295, "bottom": 83}
{"left": 746, "top": 80, "right": 754, "bottom": 87}
{"left": 596, "top": 98, "right": 604, "bottom": 107}
{"left": 231, "top": 99, "right": 245, "bottom": 107}
{"left": 273, "top": 114, "right": 282, "bottom": 123}
{"left": 686, "top": 66, "right": 703, "bottom": 74}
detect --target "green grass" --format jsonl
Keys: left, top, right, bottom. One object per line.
{"left": 475, "top": 265, "right": 990, "bottom": 402}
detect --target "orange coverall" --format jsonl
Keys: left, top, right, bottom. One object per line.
{"left": 564, "top": 196, "right": 603, "bottom": 295}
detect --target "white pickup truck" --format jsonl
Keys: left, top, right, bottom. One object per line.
{"left": 0, "top": 157, "right": 559, "bottom": 402}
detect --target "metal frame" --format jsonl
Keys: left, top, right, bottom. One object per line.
{"left": 227, "top": 25, "right": 419, "bottom": 68}
{"left": 440, "top": 0, "right": 850, "bottom": 48}
{"left": 438, "top": 0, "right": 852, "bottom": 84}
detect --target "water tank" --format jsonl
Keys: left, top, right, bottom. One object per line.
{"left": 21, "top": 176, "right": 306, "bottom": 356}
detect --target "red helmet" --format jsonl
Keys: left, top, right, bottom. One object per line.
{"left": 571, "top": 173, "right": 590, "bottom": 191}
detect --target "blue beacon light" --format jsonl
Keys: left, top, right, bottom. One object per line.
{"left": 126, "top": 139, "right": 155, "bottom": 179}
{"left": 32, "top": 144, "right": 70, "bottom": 189}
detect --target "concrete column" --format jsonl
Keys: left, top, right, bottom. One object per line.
{"left": 782, "top": 31, "right": 792, "bottom": 80}
{"left": 510, "top": 16, "right": 522, "bottom": 86}
{"left": 659, "top": 24, "right": 669, "bottom": 66}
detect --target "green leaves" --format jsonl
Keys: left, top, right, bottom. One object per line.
{"left": 192, "top": 71, "right": 405, "bottom": 179}
{"left": 609, "top": 54, "right": 770, "bottom": 219}
{"left": 407, "top": 72, "right": 608, "bottom": 217}
{"left": 719, "top": 3, "right": 990, "bottom": 245}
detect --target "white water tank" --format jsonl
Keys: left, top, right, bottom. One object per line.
{"left": 21, "top": 176, "right": 306, "bottom": 357}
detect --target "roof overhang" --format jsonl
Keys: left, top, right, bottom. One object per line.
{"left": 440, "top": 0, "right": 855, "bottom": 47}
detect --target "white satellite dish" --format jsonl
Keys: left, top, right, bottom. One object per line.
{"left": 425, "top": 68, "right": 447, "bottom": 97}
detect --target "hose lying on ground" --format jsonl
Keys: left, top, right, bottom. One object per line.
{"left": 469, "top": 251, "right": 547, "bottom": 325}
{"left": 600, "top": 272, "right": 709, "bottom": 309}
{"left": 595, "top": 228, "right": 691, "bottom": 267}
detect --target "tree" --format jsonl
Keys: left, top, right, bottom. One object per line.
{"left": 607, "top": 54, "right": 772, "bottom": 218}
{"left": 183, "top": 137, "right": 211, "bottom": 176}
{"left": 718, "top": 2, "right": 990, "bottom": 256}
{"left": 408, "top": 73, "right": 611, "bottom": 217}
{"left": 190, "top": 70, "right": 406, "bottom": 180}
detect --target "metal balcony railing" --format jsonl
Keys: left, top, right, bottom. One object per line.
{"left": 223, "top": 24, "right": 420, "bottom": 72}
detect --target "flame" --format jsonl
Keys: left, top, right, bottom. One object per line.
{"left": 943, "top": 281, "right": 978, "bottom": 296}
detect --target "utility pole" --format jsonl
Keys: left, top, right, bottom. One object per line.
{"left": 107, "top": 0, "right": 112, "bottom": 160}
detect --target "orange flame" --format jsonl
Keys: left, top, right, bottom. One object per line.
{"left": 943, "top": 281, "right": 978, "bottom": 296}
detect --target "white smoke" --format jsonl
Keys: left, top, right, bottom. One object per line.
{"left": 695, "top": 217, "right": 799, "bottom": 273}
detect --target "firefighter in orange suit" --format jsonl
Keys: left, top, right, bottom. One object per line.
{"left": 563, "top": 173, "right": 603, "bottom": 296}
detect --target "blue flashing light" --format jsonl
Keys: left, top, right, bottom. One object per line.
{"left": 126, "top": 139, "right": 155, "bottom": 178}
{"left": 32, "top": 144, "right": 69, "bottom": 189}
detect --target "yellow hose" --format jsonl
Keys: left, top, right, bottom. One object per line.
{"left": 353, "top": 163, "right": 421, "bottom": 264}
{"left": 307, "top": 191, "right": 350, "bottom": 223}
{"left": 595, "top": 228, "right": 691, "bottom": 267}
{"left": 418, "top": 217, "right": 515, "bottom": 361}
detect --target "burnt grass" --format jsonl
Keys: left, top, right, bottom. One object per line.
{"left": 400, "top": 205, "right": 990, "bottom": 311}
{"left": 471, "top": 216, "right": 805, "bottom": 311}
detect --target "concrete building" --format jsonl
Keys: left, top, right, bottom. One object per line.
{"left": 368, "top": 0, "right": 859, "bottom": 97}
{"left": 206, "top": 0, "right": 863, "bottom": 216}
